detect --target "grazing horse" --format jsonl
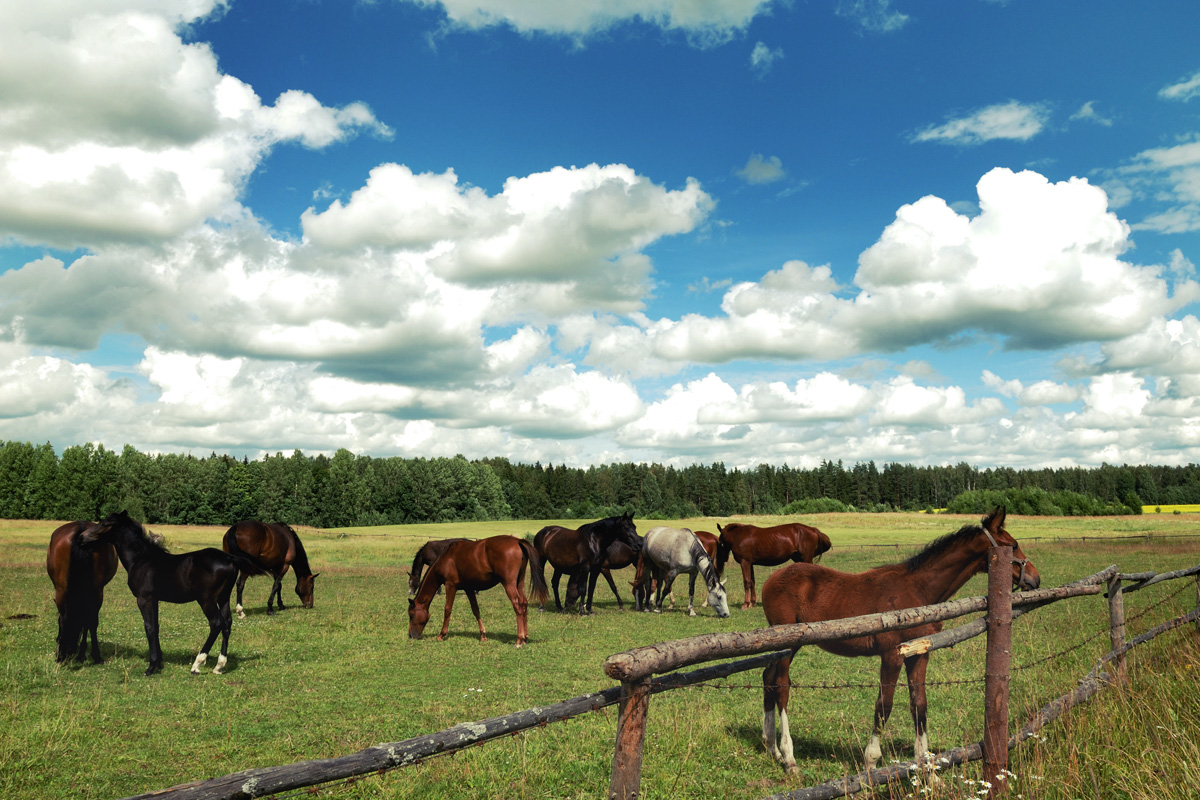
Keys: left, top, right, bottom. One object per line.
{"left": 46, "top": 521, "right": 119, "bottom": 664}
{"left": 534, "top": 513, "right": 641, "bottom": 614}
{"left": 82, "top": 511, "right": 266, "bottom": 676}
{"left": 634, "top": 526, "right": 730, "bottom": 618}
{"left": 408, "top": 538, "right": 470, "bottom": 597}
{"left": 222, "top": 521, "right": 319, "bottom": 618}
{"left": 630, "top": 530, "right": 718, "bottom": 610}
{"left": 760, "top": 507, "right": 1040, "bottom": 774}
{"left": 407, "top": 536, "right": 549, "bottom": 648}
{"left": 716, "top": 520, "right": 831, "bottom": 609}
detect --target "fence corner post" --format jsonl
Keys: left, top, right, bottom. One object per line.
{"left": 609, "top": 678, "right": 652, "bottom": 800}
{"left": 983, "top": 544, "right": 1013, "bottom": 798}
{"left": 1107, "top": 574, "right": 1128, "bottom": 687}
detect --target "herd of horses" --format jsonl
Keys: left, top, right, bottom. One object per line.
{"left": 46, "top": 506, "right": 1038, "bottom": 774}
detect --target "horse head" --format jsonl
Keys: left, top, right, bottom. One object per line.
{"left": 81, "top": 510, "right": 135, "bottom": 544}
{"left": 982, "top": 506, "right": 1041, "bottom": 591}
{"left": 407, "top": 597, "right": 429, "bottom": 639}
{"left": 296, "top": 572, "right": 318, "bottom": 608}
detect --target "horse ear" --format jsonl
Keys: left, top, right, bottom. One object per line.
{"left": 311, "top": 572, "right": 320, "bottom": 579}
{"left": 984, "top": 506, "right": 1006, "bottom": 533}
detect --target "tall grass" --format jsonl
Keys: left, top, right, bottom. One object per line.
{"left": 1, "top": 514, "right": 1198, "bottom": 799}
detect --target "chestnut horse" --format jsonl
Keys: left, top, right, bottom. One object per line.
{"left": 222, "top": 521, "right": 318, "bottom": 618}
{"left": 760, "top": 507, "right": 1039, "bottom": 774}
{"left": 534, "top": 513, "right": 641, "bottom": 614}
{"left": 716, "top": 521, "right": 831, "bottom": 609}
{"left": 408, "top": 536, "right": 549, "bottom": 647}
{"left": 46, "top": 521, "right": 119, "bottom": 663}
{"left": 83, "top": 511, "right": 266, "bottom": 676}
{"left": 408, "top": 538, "right": 470, "bottom": 597}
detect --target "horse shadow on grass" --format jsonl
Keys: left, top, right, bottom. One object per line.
{"left": 58, "top": 641, "right": 261, "bottom": 674}
{"left": 726, "top": 721, "right": 864, "bottom": 767}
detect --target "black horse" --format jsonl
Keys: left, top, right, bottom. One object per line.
{"left": 82, "top": 511, "right": 264, "bottom": 676}
{"left": 533, "top": 513, "right": 641, "bottom": 614}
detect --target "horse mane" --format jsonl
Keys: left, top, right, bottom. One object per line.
{"left": 285, "top": 525, "right": 312, "bottom": 574}
{"left": 903, "top": 523, "right": 983, "bottom": 573}
{"left": 689, "top": 535, "right": 721, "bottom": 590}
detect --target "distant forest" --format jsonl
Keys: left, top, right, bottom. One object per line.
{"left": 2, "top": 439, "right": 1197, "bottom": 528}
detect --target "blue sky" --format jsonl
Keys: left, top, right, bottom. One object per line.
{"left": 2, "top": 0, "right": 1200, "bottom": 470}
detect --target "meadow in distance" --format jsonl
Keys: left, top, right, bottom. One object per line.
{"left": 2, "top": 511, "right": 1199, "bottom": 800}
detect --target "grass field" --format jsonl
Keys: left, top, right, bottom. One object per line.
{"left": 2, "top": 513, "right": 1199, "bottom": 800}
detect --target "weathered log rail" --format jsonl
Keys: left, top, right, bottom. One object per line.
{"left": 119, "top": 559, "right": 1200, "bottom": 800}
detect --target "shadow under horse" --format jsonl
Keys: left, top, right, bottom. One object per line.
{"left": 84, "top": 511, "right": 267, "bottom": 676}
{"left": 46, "top": 521, "right": 118, "bottom": 664}
{"left": 760, "top": 507, "right": 1039, "bottom": 774}
{"left": 534, "top": 512, "right": 641, "bottom": 614}
{"left": 222, "top": 521, "right": 319, "bottom": 617}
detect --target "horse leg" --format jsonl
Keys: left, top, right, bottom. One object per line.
{"left": 137, "top": 596, "right": 163, "bottom": 676}
{"left": 503, "top": 580, "right": 530, "bottom": 647}
{"left": 267, "top": 573, "right": 283, "bottom": 615}
{"left": 214, "top": 598, "right": 234, "bottom": 674}
{"left": 438, "top": 584, "right": 458, "bottom": 641}
{"left": 585, "top": 568, "right": 602, "bottom": 614}
{"left": 237, "top": 573, "right": 252, "bottom": 623}
{"left": 763, "top": 652, "right": 798, "bottom": 773}
{"left": 601, "top": 568, "right": 623, "bottom": 610}
{"left": 657, "top": 570, "right": 680, "bottom": 613}
{"left": 737, "top": 560, "right": 753, "bottom": 609}
{"left": 86, "top": 592, "right": 104, "bottom": 663}
{"left": 191, "top": 599, "right": 225, "bottom": 675}
{"left": 276, "top": 564, "right": 291, "bottom": 610}
{"left": 905, "top": 654, "right": 932, "bottom": 765}
{"left": 551, "top": 568, "right": 565, "bottom": 612}
{"left": 465, "top": 591, "right": 487, "bottom": 643}
{"left": 686, "top": 572, "right": 698, "bottom": 617}
{"left": 865, "top": 654, "right": 904, "bottom": 770}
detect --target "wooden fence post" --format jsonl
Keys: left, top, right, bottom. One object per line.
{"left": 609, "top": 678, "right": 652, "bottom": 800}
{"left": 1107, "top": 574, "right": 1127, "bottom": 686}
{"left": 983, "top": 545, "right": 1013, "bottom": 798}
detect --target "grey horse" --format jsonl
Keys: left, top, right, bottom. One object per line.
{"left": 635, "top": 526, "right": 730, "bottom": 618}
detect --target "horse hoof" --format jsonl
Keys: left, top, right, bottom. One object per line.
{"left": 785, "top": 764, "right": 800, "bottom": 776}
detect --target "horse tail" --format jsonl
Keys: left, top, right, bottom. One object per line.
{"left": 519, "top": 539, "right": 549, "bottom": 607}
{"left": 58, "top": 532, "right": 98, "bottom": 660}
{"left": 222, "top": 533, "right": 268, "bottom": 577}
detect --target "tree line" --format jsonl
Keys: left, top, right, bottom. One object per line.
{"left": 2, "top": 439, "right": 1197, "bottom": 528}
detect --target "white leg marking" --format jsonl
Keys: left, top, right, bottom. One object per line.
{"left": 779, "top": 708, "right": 797, "bottom": 773}
{"left": 191, "top": 652, "right": 208, "bottom": 674}
{"left": 864, "top": 734, "right": 882, "bottom": 770}
{"left": 236, "top": 603, "right": 245, "bottom": 620}
{"left": 213, "top": 654, "right": 228, "bottom": 675}
{"left": 763, "top": 709, "right": 778, "bottom": 759}
{"left": 688, "top": 604, "right": 697, "bottom": 617}
{"left": 914, "top": 731, "right": 929, "bottom": 763}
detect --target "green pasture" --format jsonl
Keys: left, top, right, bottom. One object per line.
{"left": 2, "top": 513, "right": 1198, "bottom": 800}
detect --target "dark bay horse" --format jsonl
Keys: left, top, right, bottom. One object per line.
{"left": 760, "top": 507, "right": 1039, "bottom": 774}
{"left": 534, "top": 512, "right": 641, "bottom": 614}
{"left": 408, "top": 538, "right": 470, "bottom": 597}
{"left": 716, "top": 520, "right": 831, "bottom": 609}
{"left": 633, "top": 526, "right": 730, "bottom": 618}
{"left": 46, "top": 521, "right": 119, "bottom": 663}
{"left": 83, "top": 511, "right": 266, "bottom": 676}
{"left": 566, "top": 533, "right": 645, "bottom": 610}
{"left": 222, "top": 521, "right": 318, "bottom": 617}
{"left": 407, "top": 536, "right": 549, "bottom": 648}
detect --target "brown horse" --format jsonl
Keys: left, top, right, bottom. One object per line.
{"left": 566, "top": 532, "right": 645, "bottom": 610}
{"left": 222, "top": 521, "right": 318, "bottom": 618}
{"left": 408, "top": 538, "right": 470, "bottom": 597}
{"left": 534, "top": 513, "right": 641, "bottom": 614}
{"left": 760, "top": 507, "right": 1039, "bottom": 774}
{"left": 46, "top": 521, "right": 119, "bottom": 663}
{"left": 408, "top": 536, "right": 549, "bottom": 647}
{"left": 716, "top": 520, "right": 831, "bottom": 609}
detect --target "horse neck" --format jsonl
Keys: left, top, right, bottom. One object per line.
{"left": 414, "top": 567, "right": 446, "bottom": 606}
{"left": 290, "top": 536, "right": 312, "bottom": 576}
{"left": 106, "top": 526, "right": 156, "bottom": 571}
{"left": 906, "top": 540, "right": 988, "bottom": 605}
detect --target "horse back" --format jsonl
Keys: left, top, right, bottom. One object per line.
{"left": 534, "top": 526, "right": 587, "bottom": 570}
{"left": 224, "top": 520, "right": 292, "bottom": 572}
{"left": 47, "top": 522, "right": 118, "bottom": 602}
{"left": 721, "top": 522, "right": 824, "bottom": 565}
{"left": 139, "top": 548, "right": 239, "bottom": 604}
{"left": 762, "top": 562, "right": 941, "bottom": 656}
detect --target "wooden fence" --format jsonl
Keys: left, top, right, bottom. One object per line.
{"left": 121, "top": 559, "right": 1200, "bottom": 800}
